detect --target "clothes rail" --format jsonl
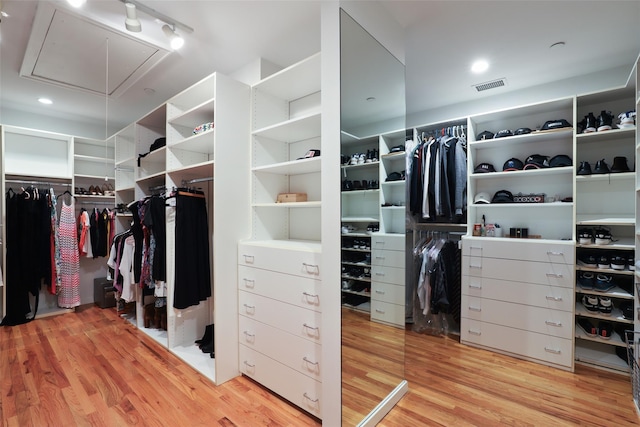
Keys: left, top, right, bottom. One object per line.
{"left": 182, "top": 176, "right": 214, "bottom": 185}
{"left": 5, "top": 179, "right": 72, "bottom": 187}
{"left": 79, "top": 201, "right": 114, "bottom": 205}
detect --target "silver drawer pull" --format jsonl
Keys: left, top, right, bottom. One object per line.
{"left": 469, "top": 284, "right": 482, "bottom": 290}
{"left": 546, "top": 273, "right": 563, "bottom": 278}
{"left": 374, "top": 241, "right": 385, "bottom": 245}
{"left": 303, "top": 323, "right": 319, "bottom": 331}
{"left": 243, "top": 303, "right": 255, "bottom": 313}
{"left": 303, "top": 291, "right": 319, "bottom": 299}
{"left": 375, "top": 256, "right": 385, "bottom": 260}
{"left": 544, "top": 347, "right": 561, "bottom": 354}
{"left": 243, "top": 254, "right": 255, "bottom": 263}
{"left": 375, "top": 309, "right": 385, "bottom": 314}
{"left": 303, "top": 392, "right": 319, "bottom": 403}
{"left": 375, "top": 290, "right": 385, "bottom": 294}
{"left": 468, "top": 306, "right": 481, "bottom": 312}
{"left": 243, "top": 331, "right": 255, "bottom": 338}
{"left": 545, "top": 295, "right": 562, "bottom": 301}
{"left": 546, "top": 251, "right": 563, "bottom": 256}
{"left": 545, "top": 320, "right": 562, "bottom": 327}
{"left": 469, "top": 264, "right": 482, "bottom": 269}
{"left": 468, "top": 329, "right": 481, "bottom": 336}
{"left": 243, "top": 361, "right": 255, "bottom": 368}
{"left": 302, "top": 263, "right": 320, "bottom": 275}
{"left": 470, "top": 246, "right": 482, "bottom": 250}
{"left": 303, "top": 357, "right": 319, "bottom": 366}
{"left": 375, "top": 272, "right": 385, "bottom": 276}
{"left": 243, "top": 278, "right": 255, "bottom": 288}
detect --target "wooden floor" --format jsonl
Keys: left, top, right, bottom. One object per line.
{"left": 1, "top": 304, "right": 639, "bottom": 426}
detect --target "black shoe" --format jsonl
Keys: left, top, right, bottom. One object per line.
{"left": 597, "top": 110, "right": 614, "bottom": 131}
{"left": 195, "top": 324, "right": 214, "bottom": 344}
{"left": 583, "top": 112, "right": 597, "bottom": 133}
{"left": 593, "top": 159, "right": 610, "bottom": 174}
{"left": 611, "top": 156, "right": 630, "bottom": 173}
{"left": 200, "top": 341, "right": 214, "bottom": 354}
{"left": 577, "top": 161, "right": 592, "bottom": 175}
{"left": 342, "top": 180, "right": 353, "bottom": 191}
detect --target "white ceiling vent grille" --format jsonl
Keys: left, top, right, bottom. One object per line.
{"left": 20, "top": 3, "right": 170, "bottom": 98}
{"left": 473, "top": 78, "right": 507, "bottom": 92}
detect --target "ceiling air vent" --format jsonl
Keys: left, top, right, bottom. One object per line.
{"left": 473, "top": 78, "right": 507, "bottom": 92}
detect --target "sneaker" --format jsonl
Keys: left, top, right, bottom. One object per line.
{"left": 597, "top": 253, "right": 610, "bottom": 269}
{"left": 577, "top": 271, "right": 595, "bottom": 290}
{"left": 578, "top": 228, "right": 594, "bottom": 244}
{"left": 598, "top": 296, "right": 613, "bottom": 316}
{"left": 371, "top": 149, "right": 379, "bottom": 162}
{"left": 357, "top": 153, "right": 366, "bottom": 164}
{"left": 618, "top": 110, "right": 636, "bottom": 126}
{"left": 577, "top": 161, "right": 592, "bottom": 175}
{"left": 342, "top": 280, "right": 353, "bottom": 290}
{"left": 597, "top": 110, "right": 614, "bottom": 131}
{"left": 577, "top": 317, "right": 598, "bottom": 337}
{"left": 583, "top": 112, "right": 597, "bottom": 133}
{"left": 365, "top": 149, "right": 373, "bottom": 163}
{"left": 594, "top": 273, "right": 615, "bottom": 292}
{"left": 619, "top": 301, "right": 634, "bottom": 320}
{"left": 598, "top": 321, "right": 613, "bottom": 340}
{"left": 593, "top": 159, "right": 610, "bottom": 174}
{"left": 577, "top": 253, "right": 598, "bottom": 268}
{"left": 610, "top": 156, "right": 630, "bottom": 173}
{"left": 582, "top": 294, "right": 600, "bottom": 312}
{"left": 594, "top": 227, "right": 612, "bottom": 245}
{"left": 349, "top": 154, "right": 359, "bottom": 165}
{"left": 628, "top": 254, "right": 635, "bottom": 271}
{"left": 610, "top": 254, "right": 627, "bottom": 270}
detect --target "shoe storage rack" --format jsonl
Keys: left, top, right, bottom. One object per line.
{"left": 340, "top": 128, "right": 407, "bottom": 326}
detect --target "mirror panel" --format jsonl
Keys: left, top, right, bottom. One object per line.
{"left": 340, "top": 9, "right": 406, "bottom": 425}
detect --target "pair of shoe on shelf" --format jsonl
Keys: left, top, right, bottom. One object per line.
{"left": 143, "top": 303, "right": 167, "bottom": 330}
{"left": 577, "top": 157, "right": 631, "bottom": 175}
{"left": 75, "top": 183, "right": 115, "bottom": 196}
{"left": 196, "top": 324, "right": 215, "bottom": 358}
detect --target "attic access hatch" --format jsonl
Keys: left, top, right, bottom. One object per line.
{"left": 20, "top": 3, "right": 170, "bottom": 98}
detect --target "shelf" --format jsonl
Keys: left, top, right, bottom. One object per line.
{"left": 242, "top": 239, "right": 321, "bottom": 253}
{"left": 169, "top": 129, "right": 215, "bottom": 154}
{"left": 341, "top": 248, "right": 371, "bottom": 253}
{"left": 342, "top": 189, "right": 380, "bottom": 195}
{"left": 341, "top": 161, "right": 379, "bottom": 170}
{"left": 381, "top": 181, "right": 405, "bottom": 188}
{"left": 380, "top": 152, "right": 405, "bottom": 160}
{"left": 469, "top": 128, "right": 573, "bottom": 149}
{"left": 74, "top": 194, "right": 115, "bottom": 201}
{"left": 575, "top": 323, "right": 626, "bottom": 348}
{"left": 576, "top": 266, "right": 635, "bottom": 277}
{"left": 576, "top": 172, "right": 635, "bottom": 182}
{"left": 575, "top": 303, "right": 633, "bottom": 324}
{"left": 168, "top": 98, "right": 215, "bottom": 128}
{"left": 575, "top": 340, "right": 629, "bottom": 373}
{"left": 341, "top": 216, "right": 380, "bottom": 222}
{"left": 74, "top": 173, "right": 115, "bottom": 180}
{"left": 576, "top": 215, "right": 635, "bottom": 226}
{"left": 166, "top": 160, "right": 214, "bottom": 180}
{"left": 253, "top": 157, "right": 321, "bottom": 175}
{"left": 341, "top": 261, "right": 371, "bottom": 267}
{"left": 381, "top": 206, "right": 405, "bottom": 211}
{"left": 253, "top": 201, "right": 321, "bottom": 208}
{"left": 576, "top": 285, "right": 634, "bottom": 300}
{"left": 471, "top": 202, "right": 573, "bottom": 208}
{"left": 74, "top": 154, "right": 115, "bottom": 164}
{"left": 575, "top": 126, "right": 636, "bottom": 143}
{"left": 341, "top": 275, "right": 371, "bottom": 283}
{"left": 253, "top": 52, "right": 320, "bottom": 100}
{"left": 341, "top": 289, "right": 371, "bottom": 298}
{"left": 136, "top": 171, "right": 166, "bottom": 183}
{"left": 252, "top": 112, "right": 321, "bottom": 143}
{"left": 576, "top": 237, "right": 635, "bottom": 249}
{"left": 471, "top": 166, "right": 573, "bottom": 180}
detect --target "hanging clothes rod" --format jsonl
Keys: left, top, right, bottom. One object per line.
{"left": 5, "top": 179, "right": 72, "bottom": 187}
{"left": 79, "top": 201, "right": 115, "bottom": 206}
{"left": 148, "top": 184, "right": 166, "bottom": 192}
{"left": 183, "top": 176, "right": 214, "bottom": 185}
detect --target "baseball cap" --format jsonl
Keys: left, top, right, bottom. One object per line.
{"left": 474, "top": 192, "right": 491, "bottom": 204}
{"left": 549, "top": 154, "right": 572, "bottom": 168}
{"left": 523, "top": 154, "right": 550, "bottom": 170}
{"left": 514, "top": 127, "right": 532, "bottom": 135}
{"left": 502, "top": 158, "right": 524, "bottom": 171}
{"left": 474, "top": 163, "right": 496, "bottom": 173}
{"left": 541, "top": 119, "right": 572, "bottom": 131}
{"left": 492, "top": 189, "right": 514, "bottom": 203}
{"left": 476, "top": 130, "right": 494, "bottom": 140}
{"left": 493, "top": 129, "right": 513, "bottom": 138}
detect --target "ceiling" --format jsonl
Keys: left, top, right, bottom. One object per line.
{"left": 1, "top": 1, "right": 639, "bottom": 139}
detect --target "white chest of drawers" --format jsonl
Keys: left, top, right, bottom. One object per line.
{"left": 237, "top": 240, "right": 322, "bottom": 417}
{"left": 460, "top": 237, "right": 575, "bottom": 370}
{"left": 370, "top": 234, "right": 405, "bottom": 327}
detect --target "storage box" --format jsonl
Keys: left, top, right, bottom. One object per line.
{"left": 276, "top": 192, "right": 307, "bottom": 203}
{"left": 94, "top": 277, "right": 116, "bottom": 308}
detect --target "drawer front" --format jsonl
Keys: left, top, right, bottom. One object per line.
{"left": 238, "top": 242, "right": 321, "bottom": 279}
{"left": 370, "top": 265, "right": 405, "bottom": 286}
{"left": 463, "top": 276, "right": 574, "bottom": 312}
{"left": 371, "top": 235, "right": 405, "bottom": 252}
{"left": 463, "top": 256, "right": 573, "bottom": 288}
{"left": 461, "top": 295, "right": 573, "bottom": 339}
{"left": 462, "top": 237, "right": 574, "bottom": 265}
{"left": 370, "top": 299, "right": 405, "bottom": 327}
{"left": 371, "top": 281, "right": 404, "bottom": 305}
{"left": 371, "top": 248, "right": 405, "bottom": 268}
{"left": 238, "top": 291, "right": 322, "bottom": 343}
{"left": 239, "top": 345, "right": 322, "bottom": 418}
{"left": 238, "top": 266, "right": 322, "bottom": 312}
{"left": 461, "top": 318, "right": 573, "bottom": 368}
{"left": 238, "top": 316, "right": 322, "bottom": 380}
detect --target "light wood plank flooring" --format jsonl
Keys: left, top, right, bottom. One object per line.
{"left": 1, "top": 304, "right": 639, "bottom": 426}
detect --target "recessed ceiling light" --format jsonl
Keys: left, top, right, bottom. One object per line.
{"left": 471, "top": 60, "right": 489, "bottom": 74}
{"left": 38, "top": 98, "right": 53, "bottom": 105}
{"left": 66, "top": 0, "right": 86, "bottom": 8}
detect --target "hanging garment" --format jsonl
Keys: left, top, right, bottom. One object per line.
{"left": 57, "top": 198, "right": 80, "bottom": 308}
{"left": 174, "top": 193, "right": 211, "bottom": 310}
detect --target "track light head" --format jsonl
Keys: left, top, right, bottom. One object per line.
{"left": 162, "top": 24, "right": 184, "bottom": 50}
{"left": 124, "top": 3, "right": 142, "bottom": 32}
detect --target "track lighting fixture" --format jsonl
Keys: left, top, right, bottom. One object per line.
{"left": 124, "top": 2, "right": 141, "bottom": 33}
{"left": 162, "top": 24, "right": 184, "bottom": 50}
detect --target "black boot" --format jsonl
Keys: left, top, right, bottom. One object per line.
{"left": 195, "top": 324, "right": 214, "bottom": 345}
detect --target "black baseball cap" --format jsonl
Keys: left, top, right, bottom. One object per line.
{"left": 492, "top": 189, "right": 514, "bottom": 203}
{"left": 514, "top": 127, "right": 532, "bottom": 135}
{"left": 494, "top": 129, "right": 513, "bottom": 138}
{"left": 474, "top": 163, "right": 496, "bottom": 173}
{"left": 541, "top": 119, "right": 572, "bottom": 131}
{"left": 476, "top": 130, "right": 494, "bottom": 140}
{"left": 502, "top": 158, "right": 524, "bottom": 171}
{"left": 523, "top": 154, "right": 550, "bottom": 170}
{"left": 549, "top": 154, "right": 572, "bottom": 168}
